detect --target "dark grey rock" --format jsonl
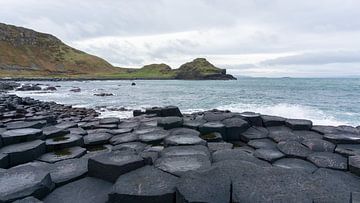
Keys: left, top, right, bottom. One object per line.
{"left": 164, "top": 134, "right": 206, "bottom": 147}
{"left": 111, "top": 128, "right": 133, "bottom": 135}
{"left": 0, "top": 140, "right": 45, "bottom": 167}
{"left": 238, "top": 112, "right": 263, "bottom": 126}
{"left": 6, "top": 120, "right": 46, "bottom": 130}
{"left": 49, "top": 158, "right": 88, "bottom": 186}
{"left": 207, "top": 142, "right": 233, "bottom": 153}
{"left": 155, "top": 155, "right": 211, "bottom": 176}
{"left": 198, "top": 122, "right": 226, "bottom": 138}
{"left": 140, "top": 151, "right": 159, "bottom": 165}
{"left": 0, "top": 153, "right": 9, "bottom": 168}
{"left": 1, "top": 128, "right": 43, "bottom": 145}
{"left": 183, "top": 119, "right": 206, "bottom": 130}
{"left": 112, "top": 142, "right": 148, "bottom": 153}
{"left": 43, "top": 177, "right": 112, "bottom": 203}
{"left": 12, "top": 196, "right": 42, "bottom": 203}
{"left": 312, "top": 125, "right": 339, "bottom": 135}
{"left": 337, "top": 125, "right": 360, "bottom": 134}
{"left": 84, "top": 132, "right": 112, "bottom": 145}
{"left": 349, "top": 156, "right": 360, "bottom": 176}
{"left": 268, "top": 126, "right": 301, "bottom": 142}
{"left": 285, "top": 118, "right": 312, "bottom": 130}
{"left": 160, "top": 145, "right": 210, "bottom": 158}
{"left": 45, "top": 134, "right": 84, "bottom": 151}
{"left": 240, "top": 126, "right": 268, "bottom": 142}
{"left": 248, "top": 138, "right": 277, "bottom": 149}
{"left": 277, "top": 141, "right": 312, "bottom": 158}
{"left": 0, "top": 165, "right": 53, "bottom": 202}
{"left": 99, "top": 117, "right": 120, "bottom": 125}
{"left": 293, "top": 130, "right": 323, "bottom": 140}
{"left": 261, "top": 115, "right": 285, "bottom": 127}
{"left": 273, "top": 158, "right": 318, "bottom": 173}
{"left": 176, "top": 167, "right": 231, "bottom": 203}
{"left": 118, "top": 121, "right": 140, "bottom": 129}
{"left": 133, "top": 127, "right": 159, "bottom": 135}
{"left": 55, "top": 122, "right": 78, "bottom": 129}
{"left": 301, "top": 138, "right": 335, "bottom": 152}
{"left": 138, "top": 129, "right": 169, "bottom": 145}
{"left": 157, "top": 117, "right": 183, "bottom": 130}
{"left": 161, "top": 106, "right": 183, "bottom": 117}
{"left": 222, "top": 117, "right": 249, "bottom": 141}
{"left": 324, "top": 133, "right": 360, "bottom": 144}
{"left": 351, "top": 192, "right": 360, "bottom": 203}
{"left": 335, "top": 144, "right": 360, "bottom": 156}
{"left": 212, "top": 149, "right": 271, "bottom": 166}
{"left": 307, "top": 152, "right": 348, "bottom": 170}
{"left": 203, "top": 111, "right": 233, "bottom": 122}
{"left": 37, "top": 146, "right": 86, "bottom": 163}
{"left": 254, "top": 148, "right": 285, "bottom": 162}
{"left": 170, "top": 128, "right": 200, "bottom": 137}
{"left": 109, "top": 166, "right": 178, "bottom": 203}
{"left": 42, "top": 126, "right": 70, "bottom": 138}
{"left": 83, "top": 145, "right": 113, "bottom": 159}
{"left": 68, "top": 127, "right": 87, "bottom": 135}
{"left": 199, "top": 132, "right": 223, "bottom": 142}
{"left": 88, "top": 150, "right": 145, "bottom": 182}
{"left": 110, "top": 133, "right": 138, "bottom": 145}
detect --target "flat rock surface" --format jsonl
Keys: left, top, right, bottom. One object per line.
{"left": 42, "top": 126, "right": 70, "bottom": 138}
{"left": 0, "top": 165, "right": 53, "bottom": 202}
{"left": 155, "top": 155, "right": 211, "bottom": 176}
{"left": 222, "top": 117, "right": 250, "bottom": 141}
{"left": 261, "top": 115, "right": 285, "bottom": 127}
{"left": 45, "top": 134, "right": 84, "bottom": 151}
{"left": 138, "top": 129, "right": 169, "bottom": 144}
{"left": 324, "top": 133, "right": 360, "bottom": 144}
{"left": 109, "top": 133, "right": 138, "bottom": 145}
{"left": 109, "top": 166, "right": 178, "bottom": 203}
{"left": 254, "top": 148, "right": 285, "bottom": 162}
{"left": 49, "top": 158, "right": 88, "bottom": 186}
{"left": 0, "top": 140, "right": 45, "bottom": 166}
{"left": 112, "top": 142, "right": 148, "bottom": 153}
{"left": 335, "top": 144, "right": 360, "bottom": 156}
{"left": 277, "top": 141, "right": 312, "bottom": 158}
{"left": 301, "top": 138, "right": 335, "bottom": 152}
{"left": 43, "top": 177, "right": 112, "bottom": 203}
{"left": 164, "top": 134, "right": 206, "bottom": 146}
{"left": 307, "top": 152, "right": 348, "bottom": 170}
{"left": 88, "top": 150, "right": 145, "bottom": 182}
{"left": 212, "top": 149, "right": 271, "bottom": 167}
{"left": 37, "top": 146, "right": 86, "bottom": 163}
{"left": 285, "top": 119, "right": 313, "bottom": 130}
{"left": 240, "top": 126, "right": 268, "bottom": 142}
{"left": 248, "top": 138, "right": 277, "bottom": 149}
{"left": 176, "top": 167, "right": 231, "bottom": 203}
{"left": 273, "top": 158, "right": 318, "bottom": 173}
{"left": 207, "top": 142, "right": 233, "bottom": 153}
{"left": 157, "top": 117, "right": 183, "bottom": 130}
{"left": 1, "top": 128, "right": 43, "bottom": 145}
{"left": 293, "top": 130, "right": 323, "bottom": 140}
{"left": 84, "top": 132, "right": 112, "bottom": 145}
{"left": 268, "top": 126, "right": 301, "bottom": 142}
{"left": 160, "top": 145, "right": 210, "bottom": 158}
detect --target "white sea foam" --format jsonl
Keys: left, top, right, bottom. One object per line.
{"left": 215, "top": 103, "right": 348, "bottom": 126}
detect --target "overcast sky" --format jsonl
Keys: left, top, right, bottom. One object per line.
{"left": 1, "top": 0, "right": 360, "bottom": 77}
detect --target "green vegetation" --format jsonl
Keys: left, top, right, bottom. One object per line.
{"left": 0, "top": 23, "right": 235, "bottom": 80}
{"left": 54, "top": 148, "right": 71, "bottom": 156}
{"left": 52, "top": 136, "right": 70, "bottom": 142}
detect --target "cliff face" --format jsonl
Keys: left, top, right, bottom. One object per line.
{"left": 0, "top": 23, "right": 117, "bottom": 77}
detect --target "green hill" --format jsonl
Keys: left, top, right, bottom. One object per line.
{"left": 0, "top": 23, "right": 236, "bottom": 80}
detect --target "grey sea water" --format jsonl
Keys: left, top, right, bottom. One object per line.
{"left": 12, "top": 78, "right": 360, "bottom": 126}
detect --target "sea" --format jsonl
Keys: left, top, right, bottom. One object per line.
{"left": 11, "top": 78, "right": 360, "bottom": 127}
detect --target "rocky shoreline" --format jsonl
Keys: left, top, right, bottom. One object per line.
{"left": 0, "top": 84, "right": 360, "bottom": 202}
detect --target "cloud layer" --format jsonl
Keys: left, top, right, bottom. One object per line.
{"left": 1, "top": 0, "right": 360, "bottom": 77}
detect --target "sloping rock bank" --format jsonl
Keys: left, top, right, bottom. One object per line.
{"left": 1, "top": 93, "right": 360, "bottom": 202}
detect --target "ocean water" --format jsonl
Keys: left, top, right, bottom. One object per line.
{"left": 12, "top": 78, "right": 360, "bottom": 126}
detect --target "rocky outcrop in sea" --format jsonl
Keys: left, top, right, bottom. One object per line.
{"left": 0, "top": 84, "right": 360, "bottom": 202}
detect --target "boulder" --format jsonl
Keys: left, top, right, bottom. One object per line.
{"left": 335, "top": 144, "right": 360, "bottom": 156}
{"left": 37, "top": 146, "right": 86, "bottom": 163}
{"left": 254, "top": 148, "right": 285, "bottom": 162}
{"left": 198, "top": 122, "right": 226, "bottom": 138}
{"left": 301, "top": 138, "right": 335, "bottom": 152}
{"left": 324, "top": 133, "right": 360, "bottom": 144}
{"left": 176, "top": 167, "right": 231, "bottom": 203}
{"left": 1, "top": 128, "right": 43, "bottom": 145}
{"left": 261, "top": 115, "right": 285, "bottom": 127}
{"left": 160, "top": 145, "right": 210, "bottom": 158}
{"left": 6, "top": 120, "right": 46, "bottom": 130}
{"left": 157, "top": 117, "right": 183, "bottom": 130}
{"left": 207, "top": 142, "right": 233, "bottom": 153}
{"left": 238, "top": 112, "right": 263, "bottom": 126}
{"left": 155, "top": 155, "right": 211, "bottom": 176}
{"left": 0, "top": 140, "right": 45, "bottom": 167}
{"left": 45, "top": 134, "right": 84, "bottom": 151}
{"left": 42, "top": 126, "right": 70, "bottom": 138}
{"left": 248, "top": 138, "right": 277, "bottom": 149}
{"left": 160, "top": 106, "right": 183, "bottom": 117}
{"left": 268, "top": 126, "right": 301, "bottom": 142}
{"left": 88, "top": 150, "right": 145, "bottom": 182}
{"left": 285, "top": 119, "right": 312, "bottom": 130}
{"left": 240, "top": 127, "right": 268, "bottom": 142}
{"left": 349, "top": 155, "right": 360, "bottom": 176}
{"left": 273, "top": 158, "right": 318, "bottom": 173}
{"left": 84, "top": 133, "right": 112, "bottom": 145}
{"left": 109, "top": 166, "right": 178, "bottom": 203}
{"left": 110, "top": 133, "right": 138, "bottom": 145}
{"left": 307, "top": 152, "right": 348, "bottom": 170}
{"left": 277, "top": 141, "right": 312, "bottom": 158}
{"left": 0, "top": 165, "right": 53, "bottom": 202}
{"left": 222, "top": 117, "right": 249, "bottom": 141}
{"left": 164, "top": 134, "right": 206, "bottom": 147}
{"left": 43, "top": 177, "right": 112, "bottom": 203}
{"left": 212, "top": 149, "right": 270, "bottom": 167}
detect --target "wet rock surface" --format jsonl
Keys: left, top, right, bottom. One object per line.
{"left": 0, "top": 91, "right": 359, "bottom": 202}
